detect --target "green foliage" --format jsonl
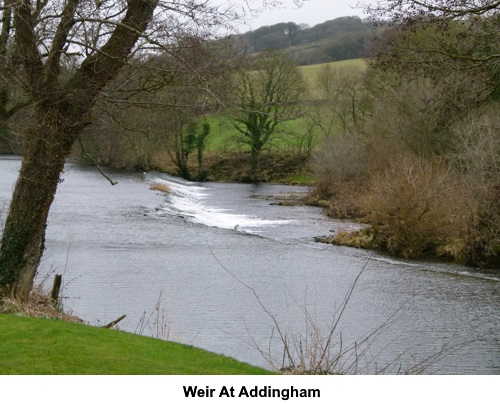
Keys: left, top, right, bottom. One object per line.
{"left": 183, "top": 121, "right": 210, "bottom": 160}
{"left": 0, "top": 315, "right": 272, "bottom": 375}
{"left": 184, "top": 121, "right": 211, "bottom": 179}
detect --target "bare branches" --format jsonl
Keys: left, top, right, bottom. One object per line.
{"left": 227, "top": 50, "right": 305, "bottom": 172}
{"left": 66, "top": 0, "right": 158, "bottom": 106}
{"left": 0, "top": 0, "right": 313, "bottom": 298}
{"left": 411, "top": 0, "right": 500, "bottom": 18}
{"left": 366, "top": 0, "right": 500, "bottom": 116}
{"left": 364, "top": 0, "right": 500, "bottom": 21}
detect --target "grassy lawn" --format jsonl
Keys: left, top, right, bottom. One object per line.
{"left": 0, "top": 315, "right": 273, "bottom": 375}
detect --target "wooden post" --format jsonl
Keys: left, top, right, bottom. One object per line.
{"left": 104, "top": 315, "right": 126, "bottom": 329}
{"left": 50, "top": 274, "right": 62, "bottom": 304}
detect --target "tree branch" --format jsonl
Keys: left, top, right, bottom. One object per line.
{"left": 43, "top": 0, "right": 79, "bottom": 85}
{"left": 66, "top": 0, "right": 159, "bottom": 114}
{"left": 78, "top": 137, "right": 118, "bottom": 186}
{"left": 13, "top": 0, "right": 45, "bottom": 95}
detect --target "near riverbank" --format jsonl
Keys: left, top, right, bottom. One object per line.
{"left": 0, "top": 314, "right": 272, "bottom": 375}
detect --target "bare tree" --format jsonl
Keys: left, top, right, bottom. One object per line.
{"left": 311, "top": 64, "right": 365, "bottom": 138}
{"left": 228, "top": 50, "right": 305, "bottom": 174}
{"left": 0, "top": 0, "right": 300, "bottom": 300}
{"left": 365, "top": 0, "right": 500, "bottom": 112}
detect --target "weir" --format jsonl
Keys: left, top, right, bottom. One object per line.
{"left": 153, "top": 174, "right": 294, "bottom": 233}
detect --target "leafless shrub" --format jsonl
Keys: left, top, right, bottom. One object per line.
{"left": 450, "top": 107, "right": 500, "bottom": 183}
{"left": 254, "top": 264, "right": 402, "bottom": 374}
{"left": 314, "top": 137, "right": 368, "bottom": 185}
{"left": 448, "top": 106, "right": 500, "bottom": 266}
{"left": 361, "top": 156, "right": 462, "bottom": 259}
{"left": 135, "top": 291, "right": 178, "bottom": 341}
{"left": 363, "top": 76, "right": 445, "bottom": 156}
{"left": 312, "top": 137, "right": 369, "bottom": 218}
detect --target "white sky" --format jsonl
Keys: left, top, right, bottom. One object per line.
{"left": 234, "top": 0, "right": 368, "bottom": 32}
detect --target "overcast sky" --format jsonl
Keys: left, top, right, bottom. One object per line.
{"left": 234, "top": 0, "right": 368, "bottom": 32}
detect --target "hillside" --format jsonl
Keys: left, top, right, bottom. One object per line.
{"left": 229, "top": 16, "right": 376, "bottom": 65}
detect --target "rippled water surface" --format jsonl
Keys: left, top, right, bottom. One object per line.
{"left": 1, "top": 156, "right": 499, "bottom": 374}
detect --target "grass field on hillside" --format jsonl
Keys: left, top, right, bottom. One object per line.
{"left": 299, "top": 58, "right": 367, "bottom": 85}
{"left": 203, "top": 114, "right": 312, "bottom": 152}
{"left": 0, "top": 315, "right": 273, "bottom": 375}
{"left": 201, "top": 59, "right": 365, "bottom": 154}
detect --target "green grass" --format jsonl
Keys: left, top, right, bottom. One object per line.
{"left": 203, "top": 114, "right": 235, "bottom": 151}
{"left": 0, "top": 315, "right": 273, "bottom": 375}
{"left": 204, "top": 114, "right": 313, "bottom": 152}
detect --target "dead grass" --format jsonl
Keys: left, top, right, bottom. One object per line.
{"left": 149, "top": 181, "right": 170, "bottom": 193}
{"left": 0, "top": 286, "right": 83, "bottom": 324}
{"left": 330, "top": 229, "right": 375, "bottom": 249}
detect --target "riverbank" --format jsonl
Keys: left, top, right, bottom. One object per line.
{"left": 71, "top": 149, "right": 315, "bottom": 185}
{"left": 0, "top": 314, "right": 272, "bottom": 374}
{"left": 308, "top": 174, "right": 500, "bottom": 270}
{"left": 138, "top": 150, "right": 498, "bottom": 270}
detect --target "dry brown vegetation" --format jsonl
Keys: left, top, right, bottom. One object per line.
{"left": 149, "top": 182, "right": 171, "bottom": 193}
{"left": 360, "top": 156, "right": 465, "bottom": 259}
{"left": 0, "top": 286, "right": 83, "bottom": 323}
{"left": 312, "top": 63, "right": 500, "bottom": 268}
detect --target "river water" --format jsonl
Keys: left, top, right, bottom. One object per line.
{"left": 1, "top": 156, "right": 499, "bottom": 374}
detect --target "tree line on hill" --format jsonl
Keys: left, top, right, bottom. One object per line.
{"left": 229, "top": 16, "right": 376, "bottom": 65}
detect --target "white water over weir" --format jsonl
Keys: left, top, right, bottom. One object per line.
{"left": 153, "top": 176, "right": 293, "bottom": 233}
{"left": 1, "top": 157, "right": 499, "bottom": 374}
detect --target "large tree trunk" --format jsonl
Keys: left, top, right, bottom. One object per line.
{"left": 0, "top": 0, "right": 158, "bottom": 301}
{"left": 0, "top": 110, "right": 72, "bottom": 300}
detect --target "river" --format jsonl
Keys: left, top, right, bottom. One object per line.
{"left": 1, "top": 156, "right": 499, "bottom": 374}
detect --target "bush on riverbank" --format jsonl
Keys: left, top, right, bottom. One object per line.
{"left": 360, "top": 156, "right": 460, "bottom": 259}
{"left": 311, "top": 75, "right": 500, "bottom": 268}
